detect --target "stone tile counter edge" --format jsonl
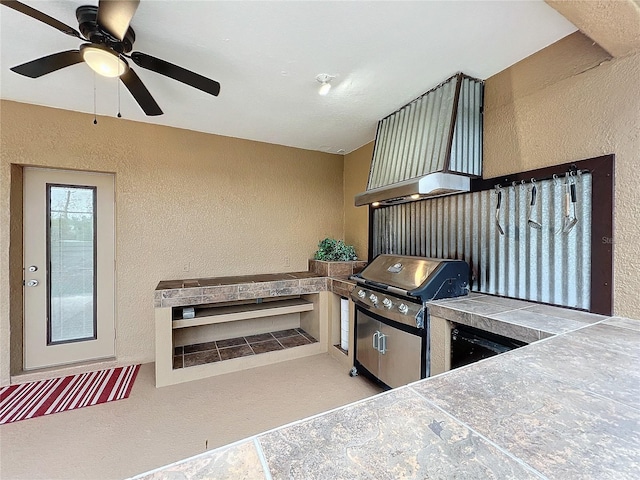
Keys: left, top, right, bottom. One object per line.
{"left": 154, "top": 272, "right": 329, "bottom": 308}
{"left": 428, "top": 294, "right": 606, "bottom": 344}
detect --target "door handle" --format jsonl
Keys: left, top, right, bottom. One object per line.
{"left": 379, "top": 333, "right": 387, "bottom": 354}
{"left": 372, "top": 331, "right": 379, "bottom": 351}
{"left": 26, "top": 279, "right": 39, "bottom": 287}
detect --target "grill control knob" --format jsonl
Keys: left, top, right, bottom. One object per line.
{"left": 398, "top": 303, "right": 409, "bottom": 314}
{"left": 382, "top": 298, "right": 393, "bottom": 309}
{"left": 357, "top": 289, "right": 366, "bottom": 298}
{"left": 369, "top": 293, "right": 379, "bottom": 305}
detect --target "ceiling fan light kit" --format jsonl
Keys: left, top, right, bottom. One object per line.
{"left": 1, "top": 0, "right": 221, "bottom": 116}
{"left": 80, "top": 44, "right": 128, "bottom": 78}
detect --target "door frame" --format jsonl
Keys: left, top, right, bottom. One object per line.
{"left": 22, "top": 166, "right": 117, "bottom": 371}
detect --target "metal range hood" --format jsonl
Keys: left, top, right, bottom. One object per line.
{"left": 355, "top": 73, "right": 483, "bottom": 207}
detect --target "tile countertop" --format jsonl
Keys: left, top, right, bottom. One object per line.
{"left": 154, "top": 272, "right": 329, "bottom": 308}
{"left": 428, "top": 292, "right": 608, "bottom": 344}
{"left": 153, "top": 262, "right": 364, "bottom": 308}
{"left": 136, "top": 294, "right": 640, "bottom": 479}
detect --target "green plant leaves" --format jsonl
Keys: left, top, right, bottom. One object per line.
{"left": 313, "top": 237, "right": 357, "bottom": 261}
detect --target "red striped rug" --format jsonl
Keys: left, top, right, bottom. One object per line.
{"left": 0, "top": 364, "right": 140, "bottom": 425}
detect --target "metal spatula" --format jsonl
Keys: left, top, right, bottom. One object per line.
{"left": 527, "top": 185, "right": 542, "bottom": 230}
{"left": 495, "top": 190, "right": 504, "bottom": 235}
{"left": 562, "top": 182, "right": 578, "bottom": 234}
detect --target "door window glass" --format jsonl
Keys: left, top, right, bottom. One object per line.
{"left": 47, "top": 184, "right": 97, "bottom": 344}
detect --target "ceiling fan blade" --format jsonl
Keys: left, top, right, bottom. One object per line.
{"left": 97, "top": 0, "right": 139, "bottom": 41}
{"left": 0, "top": 0, "right": 81, "bottom": 38}
{"left": 120, "top": 67, "right": 163, "bottom": 116}
{"left": 131, "top": 52, "right": 221, "bottom": 96}
{"left": 11, "top": 50, "right": 83, "bottom": 78}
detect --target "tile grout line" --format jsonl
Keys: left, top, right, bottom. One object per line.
{"left": 516, "top": 357, "right": 640, "bottom": 413}
{"left": 245, "top": 336, "right": 256, "bottom": 356}
{"left": 253, "top": 438, "right": 273, "bottom": 480}
{"left": 578, "top": 387, "right": 640, "bottom": 413}
{"left": 433, "top": 299, "right": 607, "bottom": 328}
{"left": 408, "top": 386, "right": 550, "bottom": 480}
{"left": 253, "top": 388, "right": 399, "bottom": 440}
{"left": 181, "top": 329, "right": 319, "bottom": 365}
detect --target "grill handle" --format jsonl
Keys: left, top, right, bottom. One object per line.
{"left": 387, "top": 285, "right": 412, "bottom": 297}
{"left": 373, "top": 331, "right": 380, "bottom": 351}
{"left": 349, "top": 276, "right": 414, "bottom": 299}
{"left": 379, "top": 333, "right": 387, "bottom": 354}
{"left": 364, "top": 280, "right": 389, "bottom": 290}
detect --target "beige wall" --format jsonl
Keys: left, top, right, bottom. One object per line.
{"left": 484, "top": 32, "right": 640, "bottom": 317}
{"left": 343, "top": 142, "right": 373, "bottom": 261}
{"left": 0, "top": 101, "right": 344, "bottom": 385}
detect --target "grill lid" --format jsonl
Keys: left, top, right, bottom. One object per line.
{"left": 354, "top": 254, "right": 470, "bottom": 301}
{"left": 358, "top": 254, "right": 442, "bottom": 291}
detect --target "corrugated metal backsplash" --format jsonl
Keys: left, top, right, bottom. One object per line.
{"left": 372, "top": 174, "right": 592, "bottom": 309}
{"left": 367, "top": 74, "right": 483, "bottom": 190}
{"left": 450, "top": 77, "right": 483, "bottom": 177}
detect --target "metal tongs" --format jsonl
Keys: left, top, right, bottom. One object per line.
{"left": 527, "top": 181, "right": 542, "bottom": 230}
{"left": 562, "top": 176, "right": 578, "bottom": 234}
{"left": 495, "top": 187, "right": 504, "bottom": 235}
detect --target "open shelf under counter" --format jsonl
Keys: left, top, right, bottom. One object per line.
{"left": 172, "top": 298, "right": 314, "bottom": 329}
{"left": 155, "top": 290, "right": 331, "bottom": 387}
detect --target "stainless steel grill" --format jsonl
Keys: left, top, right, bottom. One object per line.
{"left": 349, "top": 254, "right": 470, "bottom": 389}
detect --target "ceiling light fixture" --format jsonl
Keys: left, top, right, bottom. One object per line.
{"left": 80, "top": 44, "right": 128, "bottom": 78}
{"left": 316, "top": 73, "right": 334, "bottom": 96}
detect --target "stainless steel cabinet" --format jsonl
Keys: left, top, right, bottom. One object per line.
{"left": 355, "top": 310, "right": 423, "bottom": 388}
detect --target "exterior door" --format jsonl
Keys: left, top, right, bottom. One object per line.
{"left": 23, "top": 167, "right": 115, "bottom": 370}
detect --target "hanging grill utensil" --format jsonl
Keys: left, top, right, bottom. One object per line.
{"left": 563, "top": 180, "right": 578, "bottom": 234}
{"left": 559, "top": 174, "right": 571, "bottom": 234}
{"left": 527, "top": 183, "right": 542, "bottom": 230}
{"left": 495, "top": 188, "right": 504, "bottom": 235}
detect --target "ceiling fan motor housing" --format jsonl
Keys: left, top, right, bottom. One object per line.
{"left": 76, "top": 5, "right": 135, "bottom": 53}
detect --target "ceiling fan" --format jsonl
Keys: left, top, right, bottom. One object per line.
{"left": 0, "top": 0, "right": 221, "bottom": 116}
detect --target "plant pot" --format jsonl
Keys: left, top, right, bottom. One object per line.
{"left": 309, "top": 259, "right": 368, "bottom": 277}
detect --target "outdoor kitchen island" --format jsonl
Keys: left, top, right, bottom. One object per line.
{"left": 140, "top": 297, "right": 639, "bottom": 479}
{"left": 154, "top": 271, "right": 333, "bottom": 387}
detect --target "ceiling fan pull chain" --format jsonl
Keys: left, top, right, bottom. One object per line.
{"left": 117, "top": 74, "right": 122, "bottom": 118}
{"left": 93, "top": 71, "right": 97, "bottom": 125}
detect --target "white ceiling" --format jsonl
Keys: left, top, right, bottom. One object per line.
{"left": 0, "top": 1, "right": 577, "bottom": 154}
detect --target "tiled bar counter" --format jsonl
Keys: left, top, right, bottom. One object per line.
{"left": 154, "top": 272, "right": 332, "bottom": 387}
{"left": 145, "top": 291, "right": 639, "bottom": 478}
{"left": 154, "top": 262, "right": 366, "bottom": 387}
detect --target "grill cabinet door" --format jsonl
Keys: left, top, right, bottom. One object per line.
{"left": 378, "top": 322, "right": 423, "bottom": 388}
{"left": 355, "top": 311, "right": 380, "bottom": 379}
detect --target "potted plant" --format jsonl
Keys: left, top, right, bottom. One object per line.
{"left": 309, "top": 238, "right": 367, "bottom": 277}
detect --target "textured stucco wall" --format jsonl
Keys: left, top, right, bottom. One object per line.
{"left": 343, "top": 142, "right": 373, "bottom": 261}
{"left": 546, "top": 0, "right": 640, "bottom": 57}
{"left": 484, "top": 33, "right": 640, "bottom": 317}
{"left": 0, "top": 101, "right": 344, "bottom": 385}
